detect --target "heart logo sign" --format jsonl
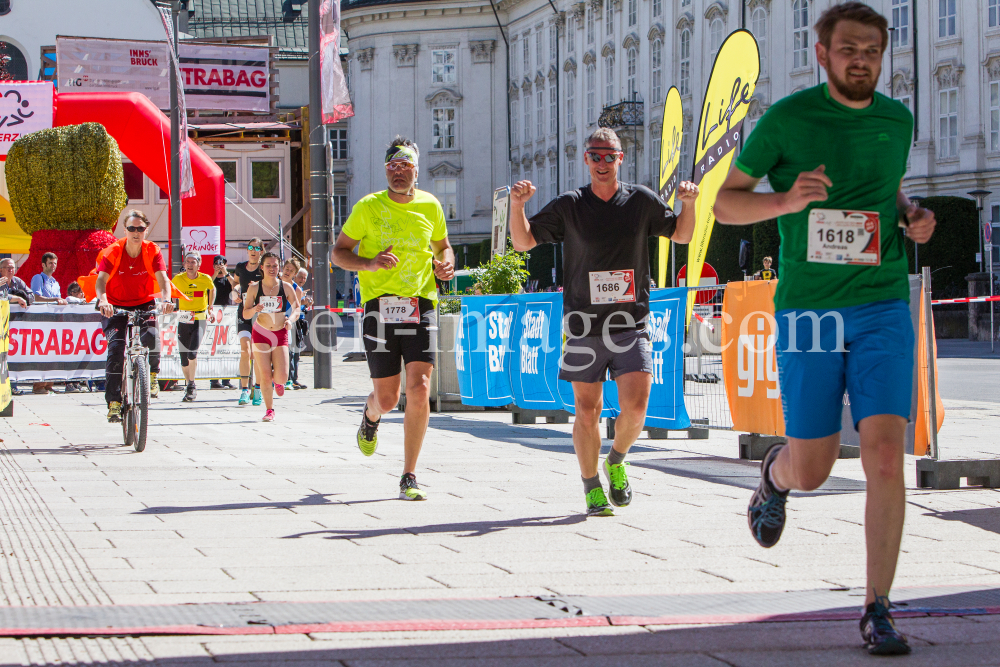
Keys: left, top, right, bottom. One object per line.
{"left": 182, "top": 226, "right": 221, "bottom": 254}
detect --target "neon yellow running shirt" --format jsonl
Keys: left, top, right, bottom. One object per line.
{"left": 342, "top": 189, "right": 448, "bottom": 304}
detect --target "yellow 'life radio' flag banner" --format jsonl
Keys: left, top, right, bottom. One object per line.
{"left": 687, "top": 30, "right": 760, "bottom": 322}
{"left": 658, "top": 86, "right": 684, "bottom": 288}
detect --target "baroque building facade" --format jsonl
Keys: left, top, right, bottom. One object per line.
{"left": 341, "top": 0, "right": 1000, "bottom": 246}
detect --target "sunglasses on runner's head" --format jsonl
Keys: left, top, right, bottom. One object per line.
{"left": 585, "top": 151, "right": 622, "bottom": 164}
{"left": 125, "top": 225, "right": 147, "bottom": 233}
{"left": 247, "top": 245, "right": 262, "bottom": 252}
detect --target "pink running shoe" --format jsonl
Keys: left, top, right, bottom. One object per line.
{"left": 262, "top": 409, "right": 275, "bottom": 422}
{"left": 274, "top": 382, "right": 285, "bottom": 397}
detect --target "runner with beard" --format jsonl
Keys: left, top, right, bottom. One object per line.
{"left": 715, "top": 3, "right": 936, "bottom": 655}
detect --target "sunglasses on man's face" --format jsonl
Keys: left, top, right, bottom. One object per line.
{"left": 386, "top": 161, "right": 415, "bottom": 172}
{"left": 585, "top": 151, "right": 622, "bottom": 164}
{"left": 247, "top": 245, "right": 262, "bottom": 252}
{"left": 125, "top": 225, "right": 148, "bottom": 233}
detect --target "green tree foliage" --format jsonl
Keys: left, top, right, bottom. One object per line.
{"left": 470, "top": 243, "right": 530, "bottom": 294}
{"left": 705, "top": 223, "right": 755, "bottom": 283}
{"left": 904, "top": 196, "right": 978, "bottom": 298}
{"left": 6, "top": 123, "right": 128, "bottom": 234}
{"left": 753, "top": 218, "right": 781, "bottom": 274}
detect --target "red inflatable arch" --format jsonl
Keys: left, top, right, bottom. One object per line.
{"left": 53, "top": 91, "right": 225, "bottom": 275}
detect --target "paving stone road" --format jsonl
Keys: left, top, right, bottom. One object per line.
{"left": 0, "top": 353, "right": 998, "bottom": 665}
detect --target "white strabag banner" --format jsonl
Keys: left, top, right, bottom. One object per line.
{"left": 8, "top": 305, "right": 108, "bottom": 381}
{"left": 157, "top": 306, "right": 239, "bottom": 380}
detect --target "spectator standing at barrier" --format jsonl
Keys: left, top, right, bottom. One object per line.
{"left": 31, "top": 252, "right": 67, "bottom": 305}
{"left": 210, "top": 256, "right": 236, "bottom": 390}
{"left": 281, "top": 260, "right": 305, "bottom": 391}
{"left": 753, "top": 256, "right": 778, "bottom": 281}
{"left": 95, "top": 210, "right": 174, "bottom": 422}
{"left": 234, "top": 240, "right": 264, "bottom": 407}
{"left": 509, "top": 127, "right": 698, "bottom": 517}
{"left": 0, "top": 259, "right": 33, "bottom": 308}
{"left": 714, "top": 3, "right": 937, "bottom": 655}
{"left": 332, "top": 136, "right": 455, "bottom": 501}
{"left": 172, "top": 251, "right": 216, "bottom": 403}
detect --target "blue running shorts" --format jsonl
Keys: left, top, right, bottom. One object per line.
{"left": 775, "top": 299, "right": 913, "bottom": 440}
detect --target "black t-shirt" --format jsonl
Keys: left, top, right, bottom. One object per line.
{"left": 530, "top": 183, "right": 678, "bottom": 337}
{"left": 235, "top": 261, "right": 263, "bottom": 320}
{"left": 213, "top": 274, "right": 234, "bottom": 306}
{"left": 754, "top": 268, "right": 778, "bottom": 280}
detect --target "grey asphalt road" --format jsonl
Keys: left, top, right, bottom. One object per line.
{"left": 936, "top": 340, "right": 1000, "bottom": 403}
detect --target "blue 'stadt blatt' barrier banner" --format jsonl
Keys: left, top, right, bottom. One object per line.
{"left": 456, "top": 290, "right": 690, "bottom": 430}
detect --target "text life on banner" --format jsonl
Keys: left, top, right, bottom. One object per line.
{"left": 658, "top": 86, "right": 684, "bottom": 289}
{"left": 688, "top": 31, "right": 760, "bottom": 323}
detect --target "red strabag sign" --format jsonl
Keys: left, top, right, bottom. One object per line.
{"left": 9, "top": 305, "right": 108, "bottom": 381}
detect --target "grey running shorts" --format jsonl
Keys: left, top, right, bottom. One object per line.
{"left": 558, "top": 328, "right": 653, "bottom": 383}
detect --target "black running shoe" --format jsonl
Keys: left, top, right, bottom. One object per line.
{"left": 861, "top": 599, "right": 911, "bottom": 655}
{"left": 747, "top": 442, "right": 789, "bottom": 548}
{"left": 183, "top": 383, "right": 196, "bottom": 402}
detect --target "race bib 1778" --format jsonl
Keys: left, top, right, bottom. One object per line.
{"left": 807, "top": 209, "right": 880, "bottom": 266}
{"left": 589, "top": 270, "right": 636, "bottom": 304}
{"left": 379, "top": 296, "right": 419, "bottom": 324}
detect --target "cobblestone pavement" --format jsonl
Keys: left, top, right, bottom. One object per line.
{"left": 0, "top": 354, "right": 998, "bottom": 665}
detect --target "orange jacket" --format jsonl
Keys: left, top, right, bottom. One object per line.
{"left": 77, "top": 239, "right": 185, "bottom": 303}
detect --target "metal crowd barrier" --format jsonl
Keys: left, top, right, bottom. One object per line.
{"left": 682, "top": 284, "right": 733, "bottom": 430}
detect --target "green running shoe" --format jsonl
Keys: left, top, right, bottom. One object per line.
{"left": 603, "top": 459, "right": 632, "bottom": 507}
{"left": 251, "top": 386, "right": 262, "bottom": 406}
{"left": 585, "top": 487, "right": 614, "bottom": 516}
{"left": 399, "top": 472, "right": 427, "bottom": 500}
{"left": 238, "top": 388, "right": 250, "bottom": 406}
{"left": 357, "top": 410, "right": 379, "bottom": 457}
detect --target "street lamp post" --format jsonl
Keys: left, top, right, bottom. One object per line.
{"left": 969, "top": 189, "right": 993, "bottom": 351}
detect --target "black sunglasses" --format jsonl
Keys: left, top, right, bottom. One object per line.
{"left": 125, "top": 225, "right": 148, "bottom": 233}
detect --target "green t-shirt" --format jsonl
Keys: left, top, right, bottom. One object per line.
{"left": 735, "top": 84, "right": 913, "bottom": 312}
{"left": 342, "top": 189, "right": 448, "bottom": 304}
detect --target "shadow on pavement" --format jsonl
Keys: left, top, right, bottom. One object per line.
{"left": 632, "top": 457, "right": 867, "bottom": 495}
{"left": 133, "top": 493, "right": 368, "bottom": 515}
{"left": 910, "top": 502, "right": 1000, "bottom": 536}
{"left": 283, "top": 514, "right": 586, "bottom": 540}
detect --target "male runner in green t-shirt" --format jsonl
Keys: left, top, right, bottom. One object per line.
{"left": 715, "top": 2, "right": 936, "bottom": 655}
{"left": 332, "top": 136, "right": 455, "bottom": 501}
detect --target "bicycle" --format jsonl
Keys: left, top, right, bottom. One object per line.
{"left": 113, "top": 307, "right": 156, "bottom": 453}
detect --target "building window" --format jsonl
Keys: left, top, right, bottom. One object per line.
{"left": 586, "top": 62, "right": 596, "bottom": 124}
{"left": 605, "top": 55, "right": 615, "bottom": 103}
{"left": 628, "top": 0, "right": 637, "bottom": 26}
{"left": 651, "top": 39, "right": 662, "bottom": 102}
{"left": 549, "top": 163, "right": 558, "bottom": 199}
{"left": 214, "top": 160, "right": 238, "bottom": 201}
{"left": 679, "top": 29, "right": 691, "bottom": 95}
{"left": 793, "top": 0, "right": 809, "bottom": 69}
{"left": 524, "top": 96, "right": 531, "bottom": 143}
{"left": 432, "top": 107, "right": 456, "bottom": 149}
{"left": 939, "top": 0, "right": 955, "bottom": 38}
{"left": 0, "top": 1, "right": 10, "bottom": 16}
{"left": 891, "top": 0, "right": 909, "bottom": 47}
{"left": 431, "top": 49, "right": 457, "bottom": 84}
{"left": 550, "top": 25, "right": 557, "bottom": 61}
{"left": 991, "top": 0, "right": 1000, "bottom": 28}
{"left": 567, "top": 158, "right": 576, "bottom": 188}
{"left": 122, "top": 162, "right": 146, "bottom": 202}
{"left": 537, "top": 86, "right": 544, "bottom": 138}
{"left": 566, "top": 70, "right": 576, "bottom": 128}
{"left": 523, "top": 34, "right": 530, "bottom": 71}
{"left": 329, "top": 127, "right": 348, "bottom": 159}
{"left": 709, "top": 18, "right": 724, "bottom": 61}
{"left": 250, "top": 161, "right": 281, "bottom": 200}
{"left": 535, "top": 167, "right": 544, "bottom": 215}
{"left": 511, "top": 38, "right": 518, "bottom": 77}
{"left": 939, "top": 88, "right": 958, "bottom": 158}
{"left": 606, "top": 0, "right": 614, "bottom": 35}
{"left": 898, "top": 95, "right": 911, "bottom": 113}
{"left": 536, "top": 29, "right": 543, "bottom": 66}
{"left": 751, "top": 8, "right": 766, "bottom": 72}
{"left": 523, "top": 167, "right": 533, "bottom": 213}
{"left": 511, "top": 99, "right": 519, "bottom": 146}
{"left": 0, "top": 41, "right": 27, "bottom": 80}
{"left": 333, "top": 194, "right": 349, "bottom": 228}
{"left": 652, "top": 126, "right": 661, "bottom": 175}
{"left": 991, "top": 82, "right": 999, "bottom": 152}
{"left": 587, "top": 7, "right": 595, "bottom": 45}
{"left": 680, "top": 128, "right": 690, "bottom": 175}
{"left": 435, "top": 178, "right": 458, "bottom": 220}
{"left": 550, "top": 84, "right": 557, "bottom": 134}
{"left": 681, "top": 0, "right": 691, "bottom": 6}
{"left": 625, "top": 47, "right": 637, "bottom": 99}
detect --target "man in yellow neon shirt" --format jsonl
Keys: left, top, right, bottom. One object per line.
{"left": 171, "top": 251, "right": 216, "bottom": 402}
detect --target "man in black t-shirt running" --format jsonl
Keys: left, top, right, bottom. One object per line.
{"left": 510, "top": 127, "right": 698, "bottom": 516}
{"left": 234, "top": 239, "right": 264, "bottom": 406}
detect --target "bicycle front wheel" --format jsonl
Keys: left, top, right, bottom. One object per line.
{"left": 131, "top": 358, "right": 150, "bottom": 452}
